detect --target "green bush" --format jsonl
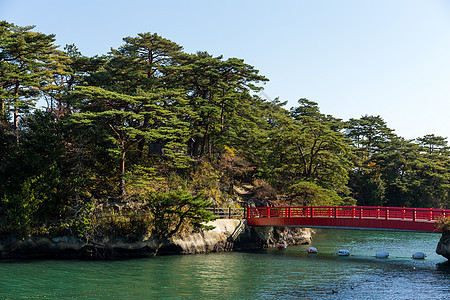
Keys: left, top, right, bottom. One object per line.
{"left": 145, "top": 190, "right": 217, "bottom": 239}
{"left": 2, "top": 178, "right": 43, "bottom": 237}
{"left": 435, "top": 216, "right": 450, "bottom": 232}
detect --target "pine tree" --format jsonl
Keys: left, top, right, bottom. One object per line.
{"left": 0, "top": 21, "right": 62, "bottom": 144}
{"left": 71, "top": 86, "right": 191, "bottom": 197}
{"left": 174, "top": 51, "right": 268, "bottom": 158}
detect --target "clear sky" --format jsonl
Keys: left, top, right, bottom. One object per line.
{"left": 2, "top": 0, "right": 450, "bottom": 140}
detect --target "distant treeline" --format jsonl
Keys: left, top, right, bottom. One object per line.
{"left": 1, "top": 21, "right": 449, "bottom": 238}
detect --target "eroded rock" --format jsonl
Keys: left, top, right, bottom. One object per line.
{"left": 0, "top": 220, "right": 314, "bottom": 259}
{"left": 436, "top": 230, "right": 450, "bottom": 260}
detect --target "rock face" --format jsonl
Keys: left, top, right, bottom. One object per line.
{"left": 0, "top": 220, "right": 313, "bottom": 259}
{"left": 165, "top": 220, "right": 313, "bottom": 254}
{"left": 0, "top": 236, "right": 86, "bottom": 259}
{"left": 168, "top": 219, "right": 244, "bottom": 254}
{"left": 168, "top": 220, "right": 313, "bottom": 254}
{"left": 436, "top": 230, "right": 450, "bottom": 260}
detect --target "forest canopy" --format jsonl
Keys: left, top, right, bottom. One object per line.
{"left": 1, "top": 21, "right": 449, "bottom": 239}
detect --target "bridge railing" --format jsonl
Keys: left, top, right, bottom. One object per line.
{"left": 206, "top": 207, "right": 245, "bottom": 219}
{"left": 247, "top": 206, "right": 450, "bottom": 222}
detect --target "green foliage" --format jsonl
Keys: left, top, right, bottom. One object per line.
{"left": 2, "top": 177, "right": 42, "bottom": 237}
{"left": 70, "top": 85, "right": 192, "bottom": 196}
{"left": 345, "top": 116, "right": 450, "bottom": 209}
{"left": 2, "top": 21, "right": 450, "bottom": 244}
{"left": 287, "top": 181, "right": 344, "bottom": 206}
{"left": 144, "top": 190, "right": 217, "bottom": 239}
{"left": 188, "top": 161, "right": 224, "bottom": 203}
{"left": 100, "top": 212, "right": 151, "bottom": 239}
{"left": 247, "top": 98, "right": 355, "bottom": 205}
{"left": 1, "top": 163, "right": 67, "bottom": 238}
{"left": 435, "top": 216, "right": 450, "bottom": 232}
{"left": 1, "top": 111, "right": 67, "bottom": 218}
{"left": 65, "top": 203, "right": 153, "bottom": 242}
{"left": 0, "top": 21, "right": 68, "bottom": 142}
{"left": 174, "top": 51, "right": 268, "bottom": 158}
{"left": 68, "top": 202, "right": 95, "bottom": 239}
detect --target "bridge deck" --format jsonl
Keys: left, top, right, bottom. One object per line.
{"left": 246, "top": 206, "right": 450, "bottom": 232}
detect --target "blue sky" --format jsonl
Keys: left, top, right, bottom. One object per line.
{"left": 2, "top": 0, "right": 450, "bottom": 140}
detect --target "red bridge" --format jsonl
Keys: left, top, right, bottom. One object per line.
{"left": 246, "top": 206, "right": 450, "bottom": 232}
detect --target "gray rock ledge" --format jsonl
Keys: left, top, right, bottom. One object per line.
{"left": 0, "top": 219, "right": 313, "bottom": 259}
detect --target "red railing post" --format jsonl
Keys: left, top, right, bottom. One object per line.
{"left": 248, "top": 205, "right": 450, "bottom": 230}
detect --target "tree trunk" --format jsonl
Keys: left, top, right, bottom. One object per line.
{"left": 14, "top": 107, "right": 19, "bottom": 146}
{"left": 137, "top": 117, "right": 149, "bottom": 159}
{"left": 200, "top": 124, "right": 209, "bottom": 158}
{"left": 120, "top": 150, "right": 126, "bottom": 196}
{"left": 200, "top": 114, "right": 211, "bottom": 157}
{"left": 220, "top": 100, "right": 225, "bottom": 132}
{"left": 14, "top": 82, "right": 19, "bottom": 146}
{"left": 188, "top": 135, "right": 201, "bottom": 157}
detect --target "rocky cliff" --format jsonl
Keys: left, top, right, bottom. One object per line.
{"left": 168, "top": 219, "right": 313, "bottom": 254}
{"left": 436, "top": 230, "right": 450, "bottom": 260}
{"left": 0, "top": 220, "right": 313, "bottom": 259}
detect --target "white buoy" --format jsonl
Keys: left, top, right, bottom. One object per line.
{"left": 338, "top": 249, "right": 350, "bottom": 256}
{"left": 307, "top": 247, "right": 317, "bottom": 254}
{"left": 376, "top": 251, "right": 389, "bottom": 258}
{"left": 412, "top": 252, "right": 426, "bottom": 259}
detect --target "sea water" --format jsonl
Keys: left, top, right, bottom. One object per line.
{"left": 0, "top": 229, "right": 449, "bottom": 299}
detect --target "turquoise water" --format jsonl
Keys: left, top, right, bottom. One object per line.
{"left": 1, "top": 229, "right": 449, "bottom": 299}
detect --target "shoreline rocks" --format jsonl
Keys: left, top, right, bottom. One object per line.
{"left": 0, "top": 220, "right": 313, "bottom": 259}
{"left": 436, "top": 230, "right": 450, "bottom": 260}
